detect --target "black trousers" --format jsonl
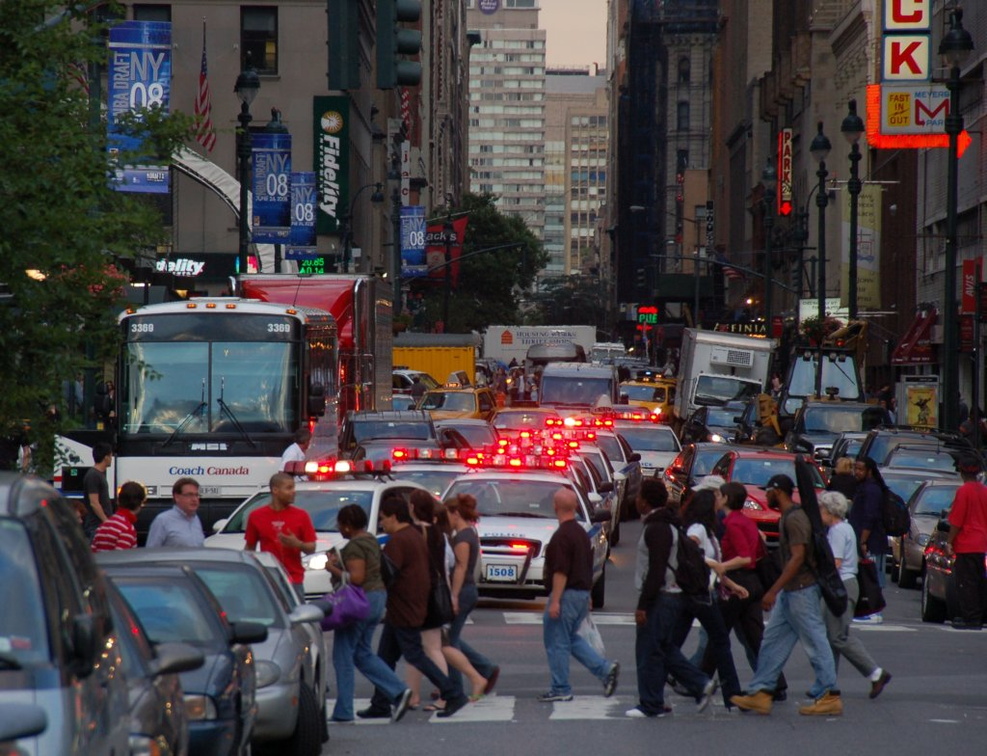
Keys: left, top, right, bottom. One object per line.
{"left": 953, "top": 552, "right": 987, "bottom": 625}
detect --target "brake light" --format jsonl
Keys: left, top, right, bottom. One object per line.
{"left": 392, "top": 448, "right": 409, "bottom": 460}
{"left": 509, "top": 542, "right": 530, "bottom": 552}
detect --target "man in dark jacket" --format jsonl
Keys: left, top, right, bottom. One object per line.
{"left": 849, "top": 456, "right": 886, "bottom": 623}
{"left": 627, "top": 479, "right": 716, "bottom": 717}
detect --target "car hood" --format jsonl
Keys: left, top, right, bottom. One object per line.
{"left": 476, "top": 516, "right": 578, "bottom": 544}
{"left": 636, "top": 450, "right": 678, "bottom": 471}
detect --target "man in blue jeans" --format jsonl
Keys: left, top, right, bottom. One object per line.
{"left": 538, "top": 487, "right": 620, "bottom": 702}
{"left": 731, "top": 475, "right": 843, "bottom": 716}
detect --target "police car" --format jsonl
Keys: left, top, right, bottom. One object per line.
{"left": 442, "top": 466, "right": 611, "bottom": 608}
{"left": 205, "top": 464, "right": 432, "bottom": 597}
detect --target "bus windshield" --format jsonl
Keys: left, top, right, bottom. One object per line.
{"left": 122, "top": 339, "right": 299, "bottom": 434}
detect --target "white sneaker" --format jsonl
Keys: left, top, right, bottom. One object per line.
{"left": 853, "top": 613, "right": 884, "bottom": 625}
{"left": 625, "top": 705, "right": 672, "bottom": 718}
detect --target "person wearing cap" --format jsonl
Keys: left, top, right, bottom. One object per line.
{"left": 731, "top": 474, "right": 842, "bottom": 717}
{"left": 849, "top": 456, "right": 887, "bottom": 624}
{"left": 946, "top": 455, "right": 987, "bottom": 629}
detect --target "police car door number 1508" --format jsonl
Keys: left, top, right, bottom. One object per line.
{"left": 485, "top": 564, "right": 518, "bottom": 582}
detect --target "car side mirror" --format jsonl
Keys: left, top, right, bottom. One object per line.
{"left": 613, "top": 471, "right": 627, "bottom": 482}
{"left": 212, "top": 518, "right": 229, "bottom": 533}
{"left": 0, "top": 703, "right": 48, "bottom": 742}
{"left": 591, "top": 509, "right": 612, "bottom": 524}
{"left": 230, "top": 621, "right": 268, "bottom": 645}
{"left": 308, "top": 383, "right": 327, "bottom": 417}
{"left": 588, "top": 492, "right": 603, "bottom": 505}
{"left": 151, "top": 642, "right": 205, "bottom": 677}
{"left": 936, "top": 513, "right": 951, "bottom": 532}
{"left": 629, "top": 453, "right": 641, "bottom": 463}
{"left": 289, "top": 604, "right": 326, "bottom": 625}
{"left": 70, "top": 614, "right": 100, "bottom": 678}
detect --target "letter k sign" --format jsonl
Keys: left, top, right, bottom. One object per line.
{"left": 883, "top": 35, "right": 930, "bottom": 80}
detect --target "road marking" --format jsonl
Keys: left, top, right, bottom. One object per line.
{"left": 548, "top": 696, "right": 628, "bottom": 720}
{"left": 502, "top": 612, "right": 636, "bottom": 626}
{"left": 851, "top": 624, "right": 916, "bottom": 632}
{"left": 929, "top": 719, "right": 960, "bottom": 724}
{"left": 430, "top": 695, "right": 516, "bottom": 723}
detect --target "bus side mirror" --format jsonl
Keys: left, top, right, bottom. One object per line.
{"left": 308, "top": 383, "right": 327, "bottom": 417}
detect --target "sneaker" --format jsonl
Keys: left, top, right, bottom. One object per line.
{"left": 696, "top": 678, "right": 719, "bottom": 713}
{"left": 436, "top": 695, "right": 469, "bottom": 718}
{"left": 603, "top": 662, "right": 620, "bottom": 697}
{"left": 951, "top": 619, "right": 983, "bottom": 630}
{"left": 625, "top": 705, "right": 672, "bottom": 718}
{"left": 729, "top": 690, "right": 773, "bottom": 715}
{"left": 356, "top": 706, "right": 391, "bottom": 720}
{"left": 853, "top": 613, "right": 883, "bottom": 625}
{"left": 537, "top": 691, "right": 574, "bottom": 703}
{"left": 483, "top": 666, "right": 501, "bottom": 695}
{"left": 799, "top": 691, "right": 843, "bottom": 716}
{"left": 869, "top": 671, "right": 892, "bottom": 700}
{"left": 391, "top": 688, "right": 414, "bottom": 723}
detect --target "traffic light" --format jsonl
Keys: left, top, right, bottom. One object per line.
{"left": 376, "top": 0, "right": 422, "bottom": 89}
{"left": 635, "top": 268, "right": 647, "bottom": 289}
{"left": 327, "top": 0, "right": 360, "bottom": 90}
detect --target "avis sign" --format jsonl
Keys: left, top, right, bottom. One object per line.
{"left": 882, "top": 0, "right": 931, "bottom": 81}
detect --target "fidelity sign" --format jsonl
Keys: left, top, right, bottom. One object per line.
{"left": 882, "top": 0, "right": 931, "bottom": 81}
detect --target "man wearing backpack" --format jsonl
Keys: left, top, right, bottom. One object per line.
{"left": 731, "top": 475, "right": 842, "bottom": 716}
{"left": 849, "top": 457, "right": 886, "bottom": 624}
{"left": 946, "top": 456, "right": 987, "bottom": 629}
{"left": 628, "top": 479, "right": 717, "bottom": 717}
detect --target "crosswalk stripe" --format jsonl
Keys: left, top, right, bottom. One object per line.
{"left": 548, "top": 696, "right": 627, "bottom": 720}
{"left": 429, "top": 695, "right": 516, "bottom": 723}
{"left": 851, "top": 623, "right": 916, "bottom": 632}
{"left": 502, "top": 612, "right": 636, "bottom": 626}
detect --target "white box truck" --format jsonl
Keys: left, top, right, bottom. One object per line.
{"left": 673, "top": 328, "right": 777, "bottom": 426}
{"left": 483, "top": 325, "right": 596, "bottom": 366}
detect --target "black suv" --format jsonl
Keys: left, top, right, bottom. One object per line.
{"left": 0, "top": 474, "right": 130, "bottom": 752}
{"left": 856, "top": 428, "right": 975, "bottom": 467}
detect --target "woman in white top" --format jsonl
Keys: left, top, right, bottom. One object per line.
{"left": 819, "top": 491, "right": 892, "bottom": 698}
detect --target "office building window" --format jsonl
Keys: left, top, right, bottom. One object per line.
{"left": 241, "top": 6, "right": 278, "bottom": 75}
{"left": 676, "top": 102, "right": 690, "bottom": 131}
{"left": 133, "top": 4, "right": 171, "bottom": 21}
{"left": 678, "top": 56, "right": 690, "bottom": 84}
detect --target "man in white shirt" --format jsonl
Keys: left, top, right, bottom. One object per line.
{"left": 280, "top": 428, "right": 312, "bottom": 471}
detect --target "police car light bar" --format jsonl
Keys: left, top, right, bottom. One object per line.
{"left": 284, "top": 458, "right": 392, "bottom": 480}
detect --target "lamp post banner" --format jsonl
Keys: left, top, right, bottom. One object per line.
{"left": 313, "top": 97, "right": 350, "bottom": 234}
{"left": 425, "top": 217, "right": 469, "bottom": 284}
{"left": 251, "top": 132, "right": 292, "bottom": 243}
{"left": 286, "top": 172, "right": 318, "bottom": 260}
{"left": 400, "top": 206, "right": 427, "bottom": 277}
{"left": 840, "top": 183, "right": 881, "bottom": 310}
{"left": 107, "top": 21, "right": 172, "bottom": 194}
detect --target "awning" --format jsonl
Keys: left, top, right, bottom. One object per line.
{"left": 891, "top": 309, "right": 937, "bottom": 365}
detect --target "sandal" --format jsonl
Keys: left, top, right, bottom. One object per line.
{"left": 468, "top": 694, "right": 484, "bottom": 703}
{"left": 423, "top": 703, "right": 445, "bottom": 713}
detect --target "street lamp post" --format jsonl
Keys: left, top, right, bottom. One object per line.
{"left": 939, "top": 8, "right": 974, "bottom": 433}
{"left": 341, "top": 183, "right": 384, "bottom": 273}
{"left": 810, "top": 122, "right": 832, "bottom": 324}
{"left": 442, "top": 212, "right": 454, "bottom": 330}
{"left": 761, "top": 158, "right": 777, "bottom": 330}
{"left": 234, "top": 64, "right": 260, "bottom": 276}
{"left": 841, "top": 100, "right": 865, "bottom": 320}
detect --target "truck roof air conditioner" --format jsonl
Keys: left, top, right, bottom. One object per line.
{"left": 709, "top": 347, "right": 754, "bottom": 369}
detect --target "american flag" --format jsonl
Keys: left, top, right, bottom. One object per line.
{"left": 194, "top": 22, "right": 217, "bottom": 153}
{"left": 716, "top": 253, "right": 744, "bottom": 280}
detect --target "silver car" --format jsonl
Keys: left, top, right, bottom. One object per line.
{"left": 106, "top": 548, "right": 328, "bottom": 754}
{"left": 893, "top": 479, "right": 961, "bottom": 589}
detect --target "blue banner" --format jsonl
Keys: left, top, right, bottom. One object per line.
{"left": 400, "top": 206, "right": 427, "bottom": 278}
{"left": 107, "top": 21, "right": 171, "bottom": 194}
{"left": 252, "top": 132, "right": 293, "bottom": 243}
{"left": 286, "top": 172, "right": 318, "bottom": 260}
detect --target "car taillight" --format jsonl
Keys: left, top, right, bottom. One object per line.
{"left": 509, "top": 542, "right": 530, "bottom": 552}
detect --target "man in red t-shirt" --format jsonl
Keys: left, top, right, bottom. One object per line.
{"left": 245, "top": 472, "right": 316, "bottom": 599}
{"left": 947, "top": 457, "right": 987, "bottom": 629}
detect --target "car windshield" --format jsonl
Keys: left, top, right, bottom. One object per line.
{"left": 621, "top": 384, "right": 665, "bottom": 402}
{"left": 913, "top": 485, "right": 959, "bottom": 516}
{"left": 493, "top": 411, "right": 561, "bottom": 430}
{"left": 0, "top": 520, "right": 49, "bottom": 665}
{"left": 616, "top": 427, "right": 679, "bottom": 452}
{"left": 539, "top": 376, "right": 613, "bottom": 407}
{"left": 353, "top": 421, "right": 434, "bottom": 443}
{"left": 693, "top": 447, "right": 733, "bottom": 476}
{"left": 730, "top": 458, "right": 798, "bottom": 487}
{"left": 694, "top": 375, "right": 761, "bottom": 405}
{"left": 445, "top": 478, "right": 584, "bottom": 521}
{"left": 421, "top": 392, "right": 476, "bottom": 412}
{"left": 803, "top": 406, "right": 887, "bottom": 433}
{"left": 393, "top": 469, "right": 465, "bottom": 498}
{"left": 223, "top": 490, "right": 374, "bottom": 532}
{"left": 192, "top": 564, "right": 284, "bottom": 628}
{"left": 594, "top": 435, "right": 622, "bottom": 463}
{"left": 114, "top": 579, "right": 223, "bottom": 648}
{"left": 706, "top": 406, "right": 742, "bottom": 426}
{"left": 883, "top": 473, "right": 933, "bottom": 503}
{"left": 435, "top": 423, "right": 498, "bottom": 447}
{"left": 581, "top": 450, "right": 613, "bottom": 481}
{"left": 886, "top": 450, "right": 956, "bottom": 471}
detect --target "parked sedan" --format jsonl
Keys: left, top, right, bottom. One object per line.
{"left": 103, "top": 548, "right": 328, "bottom": 754}
{"left": 594, "top": 430, "right": 643, "bottom": 521}
{"left": 100, "top": 562, "right": 265, "bottom": 756}
{"left": 894, "top": 480, "right": 961, "bottom": 589}
{"left": 108, "top": 582, "right": 204, "bottom": 756}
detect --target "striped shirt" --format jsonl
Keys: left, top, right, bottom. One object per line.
{"left": 91, "top": 509, "right": 138, "bottom": 552}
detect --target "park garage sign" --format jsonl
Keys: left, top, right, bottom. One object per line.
{"left": 313, "top": 96, "right": 350, "bottom": 235}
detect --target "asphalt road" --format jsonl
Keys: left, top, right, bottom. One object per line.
{"left": 319, "top": 520, "right": 987, "bottom": 755}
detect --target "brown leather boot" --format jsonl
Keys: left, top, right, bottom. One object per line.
{"left": 729, "top": 690, "right": 773, "bottom": 715}
{"left": 798, "top": 691, "right": 843, "bottom": 716}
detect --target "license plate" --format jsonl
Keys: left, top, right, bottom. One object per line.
{"left": 198, "top": 486, "right": 221, "bottom": 496}
{"left": 485, "top": 564, "right": 518, "bottom": 582}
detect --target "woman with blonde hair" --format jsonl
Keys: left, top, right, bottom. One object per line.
{"left": 826, "top": 456, "right": 858, "bottom": 500}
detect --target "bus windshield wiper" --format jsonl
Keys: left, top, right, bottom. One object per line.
{"left": 162, "top": 380, "right": 207, "bottom": 448}
{"left": 217, "top": 377, "right": 256, "bottom": 448}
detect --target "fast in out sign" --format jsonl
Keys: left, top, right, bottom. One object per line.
{"left": 882, "top": 0, "right": 931, "bottom": 81}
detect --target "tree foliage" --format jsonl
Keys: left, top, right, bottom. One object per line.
{"left": 0, "top": 1, "right": 194, "bottom": 470}
{"left": 409, "top": 193, "right": 547, "bottom": 333}
{"left": 528, "top": 275, "right": 609, "bottom": 328}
